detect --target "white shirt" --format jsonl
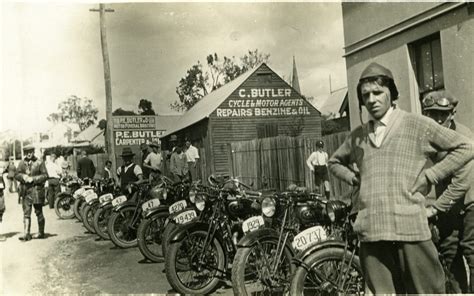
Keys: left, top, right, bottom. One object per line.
{"left": 371, "top": 106, "right": 394, "bottom": 147}
{"left": 46, "top": 160, "right": 61, "bottom": 178}
{"left": 185, "top": 145, "right": 200, "bottom": 162}
{"left": 144, "top": 152, "right": 162, "bottom": 170}
{"left": 306, "top": 151, "right": 328, "bottom": 170}
{"left": 117, "top": 162, "right": 143, "bottom": 177}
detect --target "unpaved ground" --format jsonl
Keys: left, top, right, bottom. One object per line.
{"left": 1, "top": 182, "right": 233, "bottom": 295}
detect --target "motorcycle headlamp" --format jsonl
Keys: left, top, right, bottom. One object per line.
{"left": 195, "top": 194, "right": 206, "bottom": 211}
{"left": 162, "top": 188, "right": 168, "bottom": 200}
{"left": 262, "top": 197, "right": 276, "bottom": 217}
{"left": 189, "top": 190, "right": 196, "bottom": 203}
{"left": 326, "top": 203, "right": 336, "bottom": 223}
{"left": 150, "top": 186, "right": 164, "bottom": 200}
{"left": 326, "top": 200, "right": 348, "bottom": 223}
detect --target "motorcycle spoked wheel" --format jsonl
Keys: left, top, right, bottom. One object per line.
{"left": 231, "top": 237, "right": 294, "bottom": 296}
{"left": 82, "top": 203, "right": 99, "bottom": 234}
{"left": 93, "top": 204, "right": 113, "bottom": 240}
{"left": 165, "top": 230, "right": 226, "bottom": 295}
{"left": 289, "top": 247, "right": 363, "bottom": 296}
{"left": 73, "top": 198, "right": 85, "bottom": 222}
{"left": 54, "top": 194, "right": 75, "bottom": 219}
{"left": 108, "top": 207, "right": 139, "bottom": 248}
{"left": 137, "top": 212, "right": 169, "bottom": 262}
{"left": 161, "top": 222, "right": 178, "bottom": 258}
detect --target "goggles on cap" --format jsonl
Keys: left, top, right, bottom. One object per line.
{"left": 422, "top": 96, "right": 453, "bottom": 109}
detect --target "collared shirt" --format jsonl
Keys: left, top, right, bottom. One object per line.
{"left": 370, "top": 106, "right": 394, "bottom": 147}
{"left": 45, "top": 160, "right": 61, "bottom": 178}
{"left": 185, "top": 145, "right": 200, "bottom": 163}
{"left": 144, "top": 152, "right": 162, "bottom": 170}
{"left": 306, "top": 151, "right": 328, "bottom": 169}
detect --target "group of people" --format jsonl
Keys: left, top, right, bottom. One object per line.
{"left": 326, "top": 62, "right": 474, "bottom": 294}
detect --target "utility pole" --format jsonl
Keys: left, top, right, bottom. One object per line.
{"left": 90, "top": 4, "right": 116, "bottom": 174}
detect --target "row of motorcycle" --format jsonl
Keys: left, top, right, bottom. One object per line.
{"left": 53, "top": 174, "right": 363, "bottom": 295}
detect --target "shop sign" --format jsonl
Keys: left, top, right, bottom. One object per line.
{"left": 216, "top": 87, "right": 311, "bottom": 118}
{"left": 113, "top": 116, "right": 156, "bottom": 129}
{"left": 114, "top": 130, "right": 165, "bottom": 146}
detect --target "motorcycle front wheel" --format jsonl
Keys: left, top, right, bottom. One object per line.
{"left": 161, "top": 221, "right": 178, "bottom": 258}
{"left": 54, "top": 194, "right": 75, "bottom": 219}
{"left": 289, "top": 247, "right": 363, "bottom": 296}
{"left": 137, "top": 212, "right": 169, "bottom": 262}
{"left": 231, "top": 236, "right": 294, "bottom": 296}
{"left": 82, "top": 203, "right": 98, "bottom": 234}
{"left": 108, "top": 207, "right": 139, "bottom": 248}
{"left": 93, "top": 204, "right": 113, "bottom": 240}
{"left": 165, "top": 229, "right": 226, "bottom": 295}
{"left": 73, "top": 198, "right": 84, "bottom": 222}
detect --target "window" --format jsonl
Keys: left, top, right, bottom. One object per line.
{"left": 256, "top": 73, "right": 272, "bottom": 83}
{"left": 410, "top": 33, "right": 444, "bottom": 96}
{"left": 257, "top": 123, "right": 278, "bottom": 138}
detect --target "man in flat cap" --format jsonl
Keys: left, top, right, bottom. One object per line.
{"left": 423, "top": 89, "right": 474, "bottom": 292}
{"left": 15, "top": 145, "right": 49, "bottom": 241}
{"left": 328, "top": 62, "right": 474, "bottom": 294}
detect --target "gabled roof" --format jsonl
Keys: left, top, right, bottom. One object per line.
{"left": 161, "top": 65, "right": 258, "bottom": 137}
{"left": 319, "top": 87, "right": 348, "bottom": 118}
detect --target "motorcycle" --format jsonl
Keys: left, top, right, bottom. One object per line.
{"left": 93, "top": 191, "right": 127, "bottom": 240}
{"left": 72, "top": 178, "right": 95, "bottom": 222}
{"left": 137, "top": 177, "right": 192, "bottom": 262}
{"left": 231, "top": 187, "right": 335, "bottom": 295}
{"left": 54, "top": 177, "right": 82, "bottom": 219}
{"left": 81, "top": 179, "right": 117, "bottom": 234}
{"left": 289, "top": 201, "right": 363, "bottom": 295}
{"left": 164, "top": 176, "right": 262, "bottom": 295}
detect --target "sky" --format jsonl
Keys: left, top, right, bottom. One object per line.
{"left": 0, "top": 1, "right": 347, "bottom": 137}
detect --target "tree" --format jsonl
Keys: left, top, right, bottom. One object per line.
{"left": 171, "top": 49, "right": 270, "bottom": 112}
{"left": 47, "top": 95, "right": 98, "bottom": 131}
{"left": 138, "top": 99, "right": 155, "bottom": 115}
{"left": 112, "top": 108, "right": 136, "bottom": 116}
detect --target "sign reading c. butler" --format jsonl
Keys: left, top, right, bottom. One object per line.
{"left": 113, "top": 116, "right": 165, "bottom": 146}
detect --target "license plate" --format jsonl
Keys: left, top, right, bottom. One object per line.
{"left": 142, "top": 198, "right": 161, "bottom": 212}
{"left": 169, "top": 200, "right": 187, "bottom": 214}
{"left": 73, "top": 188, "right": 85, "bottom": 199}
{"left": 85, "top": 193, "right": 98, "bottom": 203}
{"left": 174, "top": 210, "right": 197, "bottom": 224}
{"left": 292, "top": 226, "right": 327, "bottom": 251}
{"left": 242, "top": 216, "right": 264, "bottom": 234}
{"left": 60, "top": 185, "right": 66, "bottom": 193}
{"left": 112, "top": 195, "right": 127, "bottom": 207}
{"left": 99, "top": 193, "right": 113, "bottom": 203}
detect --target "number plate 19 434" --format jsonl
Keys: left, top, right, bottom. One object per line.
{"left": 242, "top": 216, "right": 264, "bottom": 234}
{"left": 174, "top": 210, "right": 197, "bottom": 224}
{"left": 292, "top": 226, "right": 327, "bottom": 252}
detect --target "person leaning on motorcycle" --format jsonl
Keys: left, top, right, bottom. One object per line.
{"left": 423, "top": 90, "right": 474, "bottom": 292}
{"left": 116, "top": 147, "right": 143, "bottom": 194}
{"left": 15, "top": 145, "right": 49, "bottom": 241}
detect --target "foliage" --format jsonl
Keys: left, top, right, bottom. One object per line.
{"left": 321, "top": 117, "right": 350, "bottom": 136}
{"left": 47, "top": 95, "right": 98, "bottom": 131}
{"left": 138, "top": 99, "right": 155, "bottom": 115}
{"left": 112, "top": 108, "right": 136, "bottom": 116}
{"left": 97, "top": 119, "right": 107, "bottom": 130}
{"left": 171, "top": 49, "right": 270, "bottom": 112}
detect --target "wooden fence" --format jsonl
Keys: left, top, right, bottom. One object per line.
{"left": 228, "top": 132, "right": 353, "bottom": 198}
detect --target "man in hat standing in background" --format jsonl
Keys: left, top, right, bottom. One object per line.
{"left": 117, "top": 147, "right": 143, "bottom": 194}
{"left": 143, "top": 141, "right": 162, "bottom": 180}
{"left": 328, "top": 62, "right": 474, "bottom": 294}
{"left": 140, "top": 143, "right": 150, "bottom": 180}
{"left": 423, "top": 89, "right": 474, "bottom": 292}
{"left": 45, "top": 152, "right": 61, "bottom": 209}
{"left": 77, "top": 150, "right": 96, "bottom": 179}
{"left": 15, "top": 145, "right": 49, "bottom": 241}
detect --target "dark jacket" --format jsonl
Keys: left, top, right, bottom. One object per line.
{"left": 15, "top": 158, "right": 48, "bottom": 204}
{"left": 77, "top": 157, "right": 96, "bottom": 179}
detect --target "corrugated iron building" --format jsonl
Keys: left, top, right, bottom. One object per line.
{"left": 161, "top": 63, "right": 322, "bottom": 177}
{"left": 342, "top": 2, "right": 474, "bottom": 130}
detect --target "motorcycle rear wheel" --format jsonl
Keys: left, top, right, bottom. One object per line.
{"left": 54, "top": 194, "right": 75, "bottom": 219}
{"left": 165, "top": 229, "right": 226, "bottom": 295}
{"left": 289, "top": 247, "right": 363, "bottom": 296}
{"left": 108, "top": 207, "right": 138, "bottom": 248}
{"left": 231, "top": 236, "right": 294, "bottom": 296}
{"left": 137, "top": 212, "right": 168, "bottom": 262}
{"left": 93, "top": 204, "right": 112, "bottom": 240}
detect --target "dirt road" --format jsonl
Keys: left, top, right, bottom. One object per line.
{"left": 1, "top": 186, "right": 233, "bottom": 295}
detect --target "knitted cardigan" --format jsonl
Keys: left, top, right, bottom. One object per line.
{"left": 329, "top": 108, "right": 474, "bottom": 242}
